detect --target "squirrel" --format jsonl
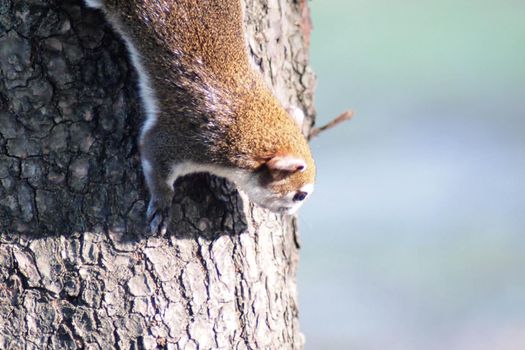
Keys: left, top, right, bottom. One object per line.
{"left": 84, "top": 0, "right": 316, "bottom": 235}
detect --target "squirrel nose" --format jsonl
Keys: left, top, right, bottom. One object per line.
{"left": 293, "top": 191, "right": 308, "bottom": 202}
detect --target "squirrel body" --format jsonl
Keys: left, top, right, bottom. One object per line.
{"left": 84, "top": 0, "right": 316, "bottom": 234}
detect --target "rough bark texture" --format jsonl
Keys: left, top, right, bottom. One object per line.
{"left": 0, "top": 0, "right": 316, "bottom": 349}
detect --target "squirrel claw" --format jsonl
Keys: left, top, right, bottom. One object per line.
{"left": 149, "top": 212, "right": 169, "bottom": 236}
{"left": 147, "top": 202, "right": 172, "bottom": 236}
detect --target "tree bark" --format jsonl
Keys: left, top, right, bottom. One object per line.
{"left": 0, "top": 0, "right": 316, "bottom": 349}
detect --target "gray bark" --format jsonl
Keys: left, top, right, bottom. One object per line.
{"left": 0, "top": 0, "right": 316, "bottom": 349}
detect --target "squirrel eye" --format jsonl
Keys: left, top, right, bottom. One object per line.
{"left": 293, "top": 191, "right": 308, "bottom": 202}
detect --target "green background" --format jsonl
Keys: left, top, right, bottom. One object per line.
{"left": 299, "top": 1, "right": 525, "bottom": 349}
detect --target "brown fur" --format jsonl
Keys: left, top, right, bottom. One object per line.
{"left": 101, "top": 0, "right": 314, "bottom": 187}
{"left": 89, "top": 0, "right": 315, "bottom": 233}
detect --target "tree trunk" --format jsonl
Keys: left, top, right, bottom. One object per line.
{"left": 0, "top": 0, "right": 316, "bottom": 349}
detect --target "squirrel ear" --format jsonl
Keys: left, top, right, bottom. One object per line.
{"left": 267, "top": 155, "right": 307, "bottom": 173}
{"left": 286, "top": 106, "right": 305, "bottom": 127}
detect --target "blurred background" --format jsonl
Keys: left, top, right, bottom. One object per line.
{"left": 298, "top": 0, "right": 525, "bottom": 349}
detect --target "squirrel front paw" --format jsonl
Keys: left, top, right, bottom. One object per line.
{"left": 147, "top": 198, "right": 172, "bottom": 236}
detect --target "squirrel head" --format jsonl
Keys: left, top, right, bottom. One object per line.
{"left": 224, "top": 90, "right": 316, "bottom": 215}
{"left": 241, "top": 153, "right": 315, "bottom": 214}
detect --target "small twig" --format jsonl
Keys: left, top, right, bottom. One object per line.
{"left": 310, "top": 110, "right": 354, "bottom": 139}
